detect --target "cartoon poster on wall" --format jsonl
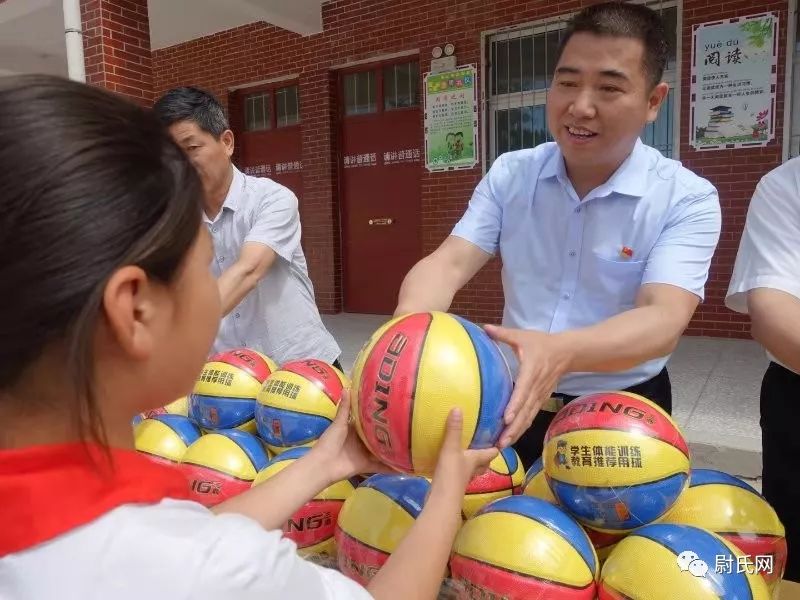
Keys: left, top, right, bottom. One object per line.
{"left": 690, "top": 13, "right": 778, "bottom": 150}
{"left": 424, "top": 66, "right": 478, "bottom": 170}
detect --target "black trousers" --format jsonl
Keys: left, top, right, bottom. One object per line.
{"left": 513, "top": 367, "right": 673, "bottom": 470}
{"left": 761, "top": 362, "right": 800, "bottom": 583}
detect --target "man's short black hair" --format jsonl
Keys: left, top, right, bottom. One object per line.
{"left": 556, "top": 2, "right": 669, "bottom": 89}
{"left": 153, "top": 86, "right": 229, "bottom": 138}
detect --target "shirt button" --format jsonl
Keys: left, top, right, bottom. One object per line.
{"left": 569, "top": 251, "right": 576, "bottom": 257}
{"left": 235, "top": 312, "right": 240, "bottom": 318}
{"left": 562, "top": 293, "right": 571, "bottom": 300}
{"left": 212, "top": 227, "right": 218, "bottom": 233}
{"left": 575, "top": 207, "right": 582, "bottom": 214}
{"left": 219, "top": 256, "right": 225, "bottom": 262}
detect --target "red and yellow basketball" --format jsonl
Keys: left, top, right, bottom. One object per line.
{"left": 451, "top": 495, "right": 598, "bottom": 599}
{"left": 543, "top": 392, "right": 690, "bottom": 532}
{"left": 133, "top": 414, "right": 201, "bottom": 465}
{"left": 189, "top": 348, "right": 278, "bottom": 433}
{"left": 255, "top": 359, "right": 349, "bottom": 455}
{"left": 180, "top": 429, "right": 270, "bottom": 506}
{"left": 350, "top": 311, "right": 512, "bottom": 475}
{"left": 335, "top": 474, "right": 431, "bottom": 585}
{"left": 661, "top": 468, "right": 786, "bottom": 591}
{"left": 462, "top": 447, "right": 524, "bottom": 519}
{"left": 252, "top": 447, "right": 357, "bottom": 558}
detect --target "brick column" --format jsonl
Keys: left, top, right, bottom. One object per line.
{"left": 80, "top": 0, "right": 153, "bottom": 106}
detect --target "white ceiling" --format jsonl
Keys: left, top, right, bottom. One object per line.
{"left": 0, "top": 0, "right": 324, "bottom": 77}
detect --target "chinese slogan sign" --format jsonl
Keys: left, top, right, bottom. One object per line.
{"left": 691, "top": 13, "right": 778, "bottom": 150}
{"left": 424, "top": 65, "right": 478, "bottom": 171}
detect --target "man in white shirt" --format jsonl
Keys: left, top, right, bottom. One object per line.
{"left": 395, "top": 2, "right": 721, "bottom": 467}
{"left": 726, "top": 157, "right": 800, "bottom": 583}
{"left": 154, "top": 88, "right": 341, "bottom": 367}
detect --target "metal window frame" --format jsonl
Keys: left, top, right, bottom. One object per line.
{"left": 480, "top": 0, "right": 683, "bottom": 173}
{"left": 784, "top": 0, "right": 798, "bottom": 160}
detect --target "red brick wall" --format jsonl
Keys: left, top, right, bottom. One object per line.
{"left": 81, "top": 0, "right": 153, "bottom": 106}
{"left": 153, "top": 0, "right": 789, "bottom": 336}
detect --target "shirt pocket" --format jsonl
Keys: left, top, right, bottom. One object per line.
{"left": 585, "top": 252, "right": 646, "bottom": 310}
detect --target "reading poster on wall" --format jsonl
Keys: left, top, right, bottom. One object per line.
{"left": 424, "top": 65, "right": 478, "bottom": 171}
{"left": 690, "top": 12, "right": 778, "bottom": 150}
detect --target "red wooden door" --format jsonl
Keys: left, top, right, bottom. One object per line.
{"left": 339, "top": 60, "right": 423, "bottom": 314}
{"left": 233, "top": 83, "right": 304, "bottom": 200}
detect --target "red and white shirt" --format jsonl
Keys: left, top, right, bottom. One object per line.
{"left": 0, "top": 443, "right": 371, "bottom": 600}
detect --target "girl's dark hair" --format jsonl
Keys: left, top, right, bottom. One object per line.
{"left": 0, "top": 74, "right": 203, "bottom": 443}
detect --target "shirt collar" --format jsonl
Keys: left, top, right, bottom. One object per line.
{"left": 541, "top": 138, "right": 650, "bottom": 199}
{"left": 222, "top": 165, "right": 245, "bottom": 213}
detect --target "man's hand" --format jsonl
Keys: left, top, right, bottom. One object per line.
{"left": 484, "top": 325, "right": 572, "bottom": 448}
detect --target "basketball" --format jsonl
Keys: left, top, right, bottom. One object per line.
{"left": 450, "top": 495, "right": 598, "bottom": 599}
{"left": 255, "top": 359, "right": 349, "bottom": 455}
{"left": 189, "top": 348, "right": 278, "bottom": 433}
{"left": 585, "top": 527, "right": 627, "bottom": 564}
{"left": 140, "top": 396, "right": 189, "bottom": 418}
{"left": 661, "top": 469, "right": 786, "bottom": 590}
{"left": 252, "top": 447, "right": 357, "bottom": 558}
{"left": 599, "top": 523, "right": 771, "bottom": 599}
{"left": 543, "top": 391, "right": 690, "bottom": 532}
{"left": 335, "top": 474, "right": 431, "bottom": 585}
{"left": 522, "top": 457, "right": 558, "bottom": 504}
{"left": 133, "top": 414, "right": 201, "bottom": 464}
{"left": 462, "top": 447, "right": 524, "bottom": 519}
{"left": 180, "top": 429, "right": 270, "bottom": 506}
{"left": 350, "top": 311, "right": 512, "bottom": 475}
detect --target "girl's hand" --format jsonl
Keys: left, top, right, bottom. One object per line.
{"left": 309, "top": 389, "right": 395, "bottom": 483}
{"left": 430, "top": 408, "right": 499, "bottom": 496}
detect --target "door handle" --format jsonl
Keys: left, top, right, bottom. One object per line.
{"left": 368, "top": 218, "right": 394, "bottom": 225}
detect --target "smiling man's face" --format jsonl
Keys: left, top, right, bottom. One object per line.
{"left": 546, "top": 32, "right": 668, "bottom": 179}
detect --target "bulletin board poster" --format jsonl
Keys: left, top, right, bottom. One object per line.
{"left": 690, "top": 13, "right": 778, "bottom": 150}
{"left": 424, "top": 65, "right": 479, "bottom": 171}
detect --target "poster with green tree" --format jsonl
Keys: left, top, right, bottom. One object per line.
{"left": 690, "top": 13, "right": 778, "bottom": 150}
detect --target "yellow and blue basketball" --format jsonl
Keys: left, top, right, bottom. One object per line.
{"left": 189, "top": 348, "right": 278, "bottom": 434}
{"left": 335, "top": 474, "right": 431, "bottom": 585}
{"left": 255, "top": 359, "right": 349, "bottom": 455}
{"left": 543, "top": 391, "right": 690, "bottom": 532}
{"left": 599, "top": 523, "right": 770, "bottom": 599}
{"left": 133, "top": 414, "right": 201, "bottom": 465}
{"left": 180, "top": 429, "right": 269, "bottom": 506}
{"left": 523, "top": 457, "right": 558, "bottom": 504}
{"left": 451, "top": 495, "right": 598, "bottom": 599}
{"left": 351, "top": 311, "right": 512, "bottom": 475}
{"left": 253, "top": 447, "right": 357, "bottom": 558}
{"left": 661, "top": 469, "right": 786, "bottom": 590}
{"left": 462, "top": 447, "right": 524, "bottom": 519}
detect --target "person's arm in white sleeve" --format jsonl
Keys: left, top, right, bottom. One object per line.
{"left": 394, "top": 155, "right": 508, "bottom": 316}
{"left": 216, "top": 187, "right": 299, "bottom": 315}
{"left": 726, "top": 164, "right": 800, "bottom": 373}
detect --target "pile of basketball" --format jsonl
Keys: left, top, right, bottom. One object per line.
{"left": 134, "top": 311, "right": 787, "bottom": 599}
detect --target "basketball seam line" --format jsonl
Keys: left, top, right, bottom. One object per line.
{"left": 408, "top": 313, "right": 433, "bottom": 471}
{"left": 181, "top": 461, "right": 255, "bottom": 482}
{"left": 689, "top": 480, "right": 763, "bottom": 500}
{"left": 478, "top": 508, "right": 596, "bottom": 576}
{"left": 457, "top": 316, "right": 483, "bottom": 449}
{"left": 451, "top": 553, "right": 595, "bottom": 590}
{"left": 336, "top": 527, "right": 391, "bottom": 558}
